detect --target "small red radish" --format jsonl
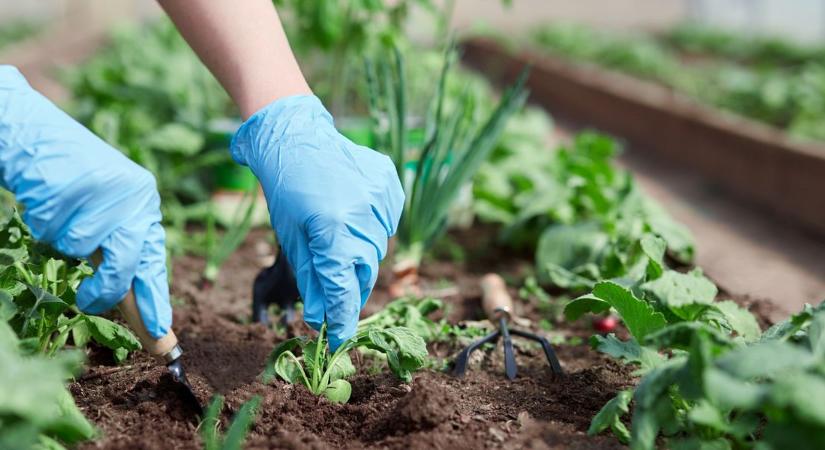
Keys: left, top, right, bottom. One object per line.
{"left": 593, "top": 315, "right": 618, "bottom": 333}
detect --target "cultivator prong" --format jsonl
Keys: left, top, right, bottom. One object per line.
{"left": 452, "top": 274, "right": 564, "bottom": 380}
{"left": 252, "top": 252, "right": 300, "bottom": 326}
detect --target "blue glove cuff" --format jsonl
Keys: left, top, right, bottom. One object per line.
{"left": 230, "top": 94, "right": 333, "bottom": 169}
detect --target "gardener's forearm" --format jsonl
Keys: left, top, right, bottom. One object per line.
{"left": 157, "top": 0, "right": 312, "bottom": 119}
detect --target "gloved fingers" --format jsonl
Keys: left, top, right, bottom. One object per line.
{"left": 132, "top": 222, "right": 172, "bottom": 339}
{"left": 294, "top": 257, "right": 326, "bottom": 332}
{"left": 76, "top": 225, "right": 146, "bottom": 315}
{"left": 312, "top": 258, "right": 361, "bottom": 352}
{"left": 354, "top": 241, "right": 380, "bottom": 306}
{"left": 353, "top": 148, "right": 405, "bottom": 238}
{"left": 344, "top": 206, "right": 390, "bottom": 261}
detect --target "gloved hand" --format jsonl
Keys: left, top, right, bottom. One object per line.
{"left": 232, "top": 95, "right": 403, "bottom": 350}
{"left": 0, "top": 66, "right": 171, "bottom": 339}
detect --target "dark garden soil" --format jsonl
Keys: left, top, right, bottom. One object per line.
{"left": 71, "top": 228, "right": 775, "bottom": 450}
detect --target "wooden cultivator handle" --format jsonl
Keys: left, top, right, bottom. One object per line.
{"left": 91, "top": 252, "right": 179, "bottom": 361}
{"left": 480, "top": 273, "right": 513, "bottom": 321}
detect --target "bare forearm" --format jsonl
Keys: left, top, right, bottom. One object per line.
{"left": 157, "top": 0, "right": 312, "bottom": 119}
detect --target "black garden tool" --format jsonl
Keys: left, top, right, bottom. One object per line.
{"left": 252, "top": 251, "right": 300, "bottom": 326}
{"left": 91, "top": 252, "right": 203, "bottom": 416}
{"left": 452, "top": 274, "right": 564, "bottom": 380}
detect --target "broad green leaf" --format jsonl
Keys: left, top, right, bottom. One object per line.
{"left": 716, "top": 341, "right": 814, "bottom": 379}
{"left": 0, "top": 289, "right": 15, "bottom": 321}
{"left": 686, "top": 400, "right": 728, "bottom": 433}
{"left": 590, "top": 334, "right": 666, "bottom": 372}
{"left": 767, "top": 372, "right": 825, "bottom": 425}
{"left": 564, "top": 294, "right": 610, "bottom": 321}
{"left": 536, "top": 222, "right": 609, "bottom": 287}
{"left": 84, "top": 316, "right": 141, "bottom": 352}
{"left": 708, "top": 300, "right": 761, "bottom": 342}
{"left": 323, "top": 379, "right": 352, "bottom": 404}
{"left": 262, "top": 336, "right": 307, "bottom": 383}
{"left": 273, "top": 351, "right": 308, "bottom": 387}
{"left": 641, "top": 269, "right": 717, "bottom": 320}
{"left": 327, "top": 352, "right": 356, "bottom": 381}
{"left": 668, "top": 437, "right": 731, "bottom": 450}
{"left": 631, "top": 358, "right": 685, "bottom": 450}
{"left": 45, "top": 388, "right": 96, "bottom": 443}
{"left": 639, "top": 234, "right": 666, "bottom": 280}
{"left": 588, "top": 389, "right": 632, "bottom": 443}
{"left": 71, "top": 320, "right": 91, "bottom": 348}
{"left": 645, "top": 322, "right": 733, "bottom": 352}
{"left": 590, "top": 281, "right": 667, "bottom": 341}
{"left": 702, "top": 367, "right": 765, "bottom": 410}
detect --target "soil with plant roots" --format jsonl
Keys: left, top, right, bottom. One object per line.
{"left": 71, "top": 229, "right": 776, "bottom": 450}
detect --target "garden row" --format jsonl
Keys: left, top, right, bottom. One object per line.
{"left": 2, "top": 6, "right": 825, "bottom": 450}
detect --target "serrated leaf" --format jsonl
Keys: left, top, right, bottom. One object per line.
{"left": 590, "top": 334, "right": 666, "bottom": 373}
{"left": 590, "top": 281, "right": 667, "bottom": 341}
{"left": 641, "top": 269, "right": 717, "bottom": 320}
{"left": 564, "top": 294, "right": 610, "bottom": 321}
{"left": 588, "top": 389, "right": 632, "bottom": 443}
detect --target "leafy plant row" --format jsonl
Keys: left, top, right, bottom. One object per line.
{"left": 528, "top": 23, "right": 825, "bottom": 143}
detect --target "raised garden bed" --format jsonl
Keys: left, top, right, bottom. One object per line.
{"left": 67, "top": 228, "right": 776, "bottom": 449}
{"left": 461, "top": 38, "right": 825, "bottom": 238}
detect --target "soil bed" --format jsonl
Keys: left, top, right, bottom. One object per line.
{"left": 71, "top": 229, "right": 771, "bottom": 449}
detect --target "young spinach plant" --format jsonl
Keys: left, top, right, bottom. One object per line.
{"left": 263, "top": 324, "right": 427, "bottom": 403}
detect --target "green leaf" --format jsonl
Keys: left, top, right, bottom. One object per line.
{"left": 71, "top": 320, "right": 91, "bottom": 348}
{"left": 0, "top": 289, "right": 16, "bottom": 321}
{"left": 590, "top": 334, "right": 666, "bottom": 373}
{"left": 630, "top": 358, "right": 685, "bottom": 450}
{"left": 273, "top": 351, "right": 308, "bottom": 387}
{"left": 588, "top": 389, "right": 632, "bottom": 443}
{"left": 564, "top": 294, "right": 610, "bottom": 321}
{"left": 639, "top": 234, "right": 666, "bottom": 280}
{"left": 767, "top": 372, "right": 825, "bottom": 425}
{"left": 590, "top": 281, "right": 667, "bottom": 341}
{"left": 221, "top": 396, "right": 261, "bottom": 450}
{"left": 201, "top": 395, "right": 223, "bottom": 450}
{"left": 709, "top": 300, "right": 761, "bottom": 342}
{"left": 686, "top": 400, "right": 729, "bottom": 433}
{"left": 715, "top": 341, "right": 815, "bottom": 379}
{"left": 702, "top": 368, "right": 764, "bottom": 410}
{"left": 261, "top": 336, "right": 307, "bottom": 383}
{"left": 536, "top": 222, "right": 609, "bottom": 287}
{"left": 808, "top": 309, "right": 825, "bottom": 358}
{"left": 323, "top": 379, "right": 352, "bottom": 404}
{"left": 84, "top": 316, "right": 141, "bottom": 353}
{"left": 641, "top": 269, "right": 717, "bottom": 320}
{"left": 327, "top": 352, "right": 356, "bottom": 381}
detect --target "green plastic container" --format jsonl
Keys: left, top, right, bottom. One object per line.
{"left": 206, "top": 118, "right": 258, "bottom": 192}
{"left": 338, "top": 116, "right": 375, "bottom": 147}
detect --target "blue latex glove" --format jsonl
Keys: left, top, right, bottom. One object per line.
{"left": 232, "top": 95, "right": 403, "bottom": 350}
{"left": 0, "top": 66, "right": 171, "bottom": 339}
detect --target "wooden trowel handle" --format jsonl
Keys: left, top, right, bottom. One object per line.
{"left": 91, "top": 251, "right": 179, "bottom": 361}
{"left": 480, "top": 273, "right": 513, "bottom": 321}
{"left": 117, "top": 289, "right": 179, "bottom": 360}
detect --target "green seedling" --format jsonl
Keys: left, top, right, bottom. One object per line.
{"left": 365, "top": 44, "right": 528, "bottom": 272}
{"left": 202, "top": 188, "right": 257, "bottom": 285}
{"left": 263, "top": 324, "right": 427, "bottom": 403}
{"left": 200, "top": 395, "right": 262, "bottom": 450}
